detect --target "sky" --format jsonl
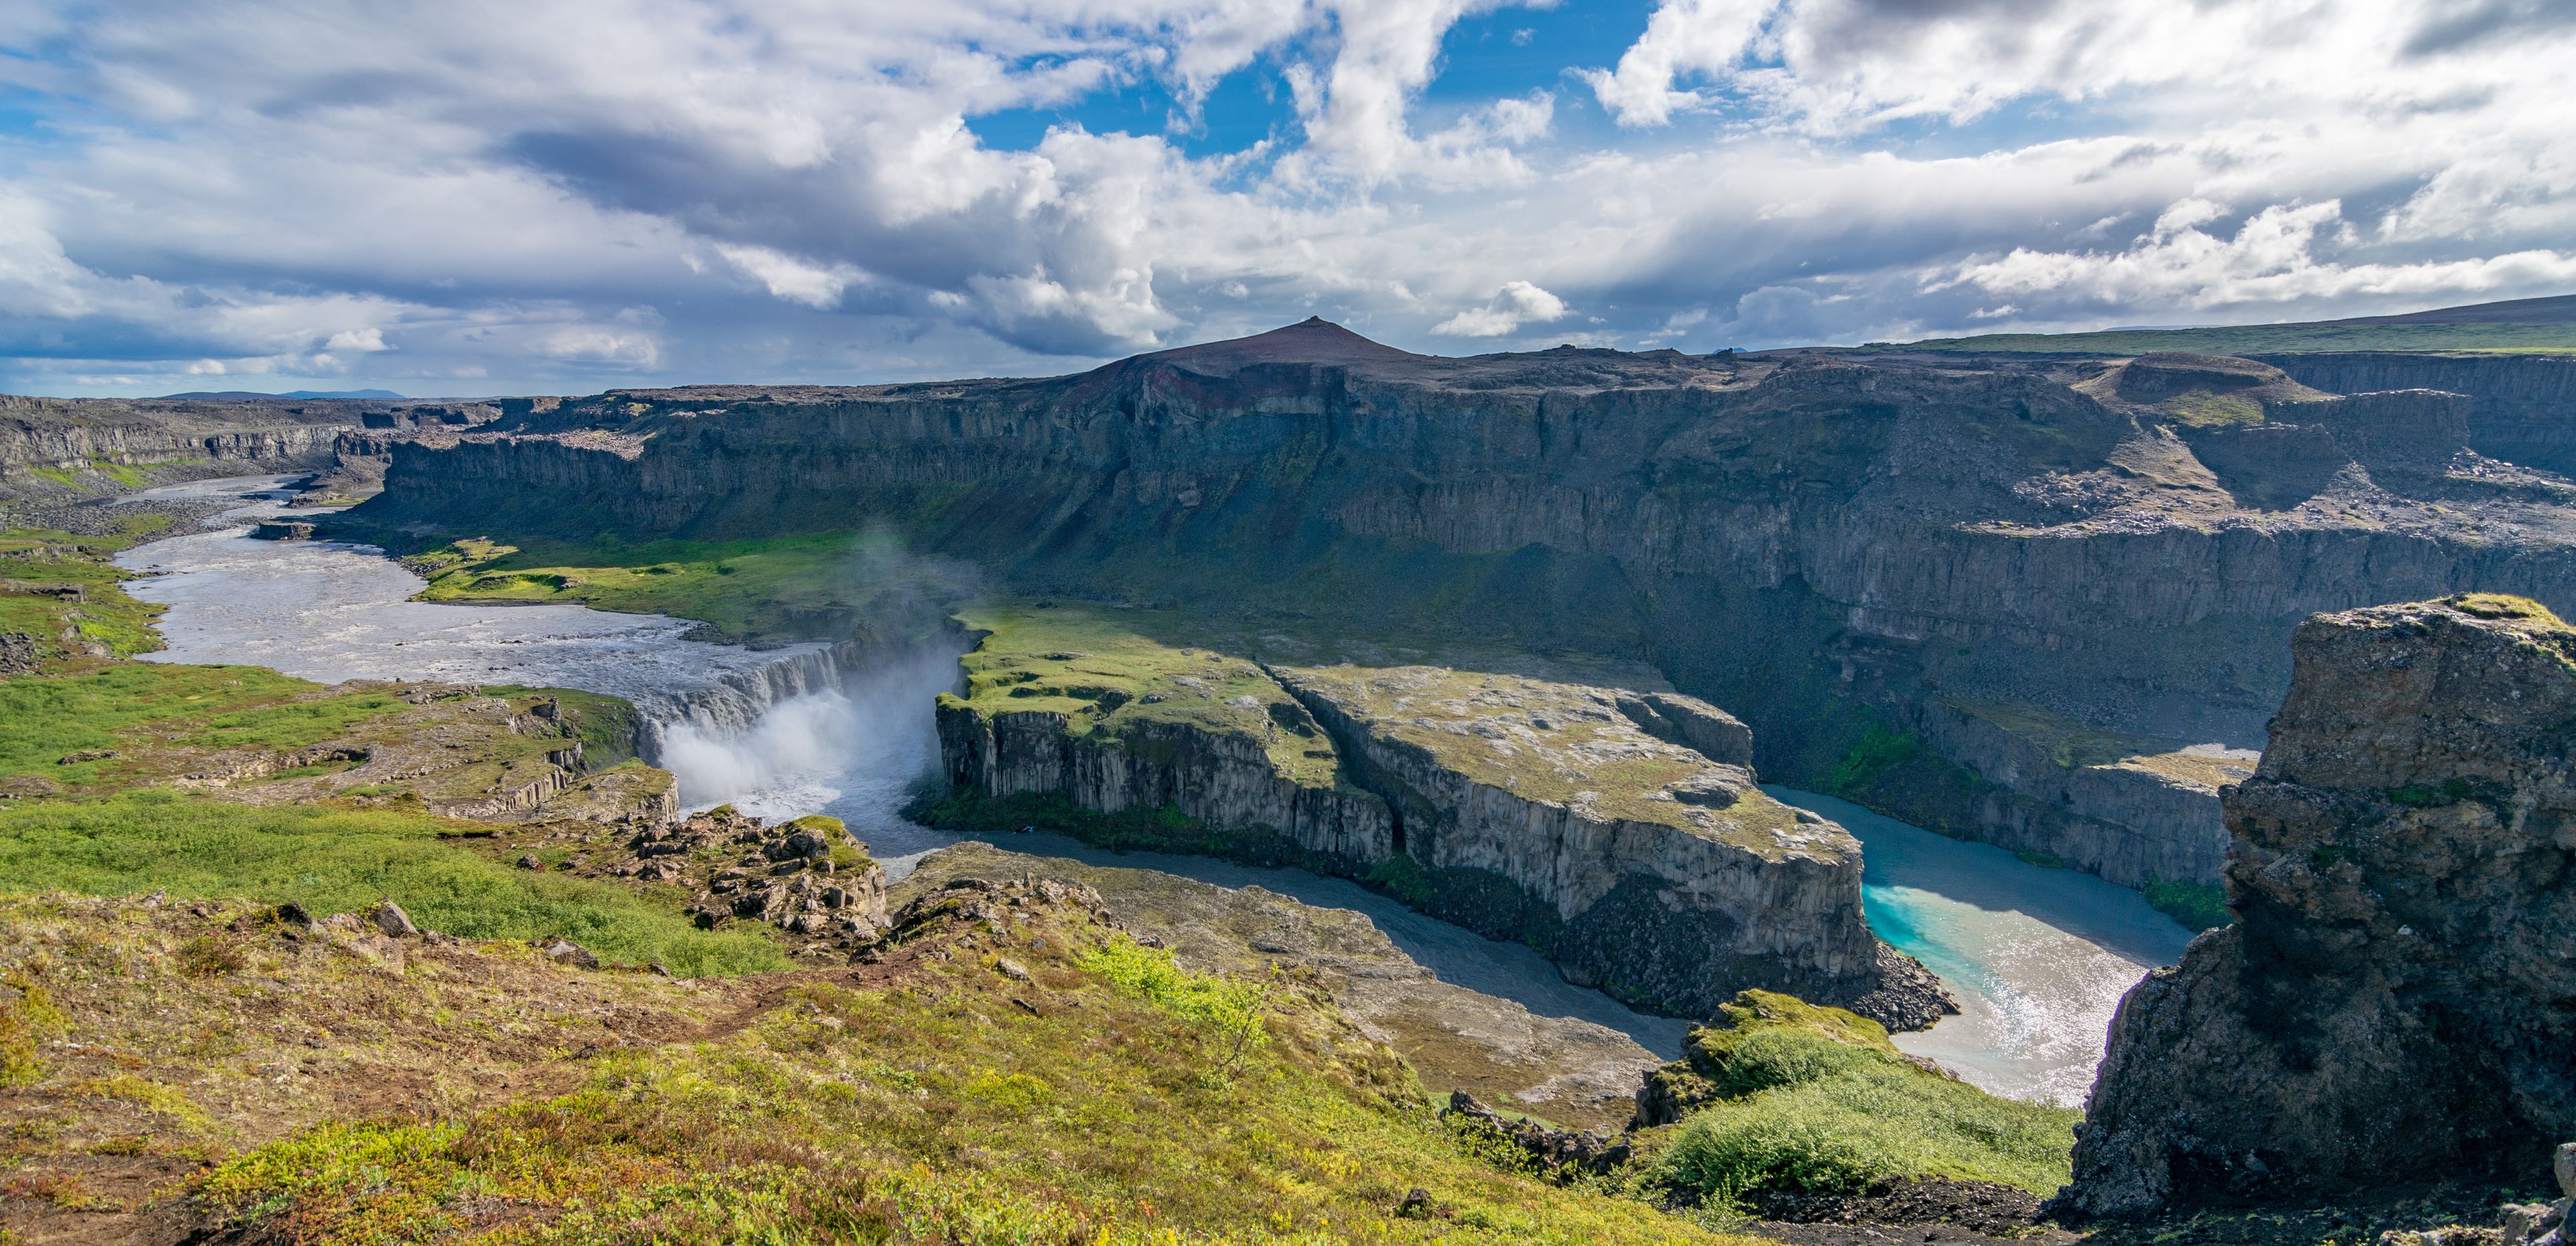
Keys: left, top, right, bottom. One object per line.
{"left": 1, "top": 0, "right": 2572, "bottom": 397}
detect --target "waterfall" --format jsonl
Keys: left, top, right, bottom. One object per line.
{"left": 634, "top": 640, "right": 965, "bottom": 815}
{"left": 631, "top": 641, "right": 855, "bottom": 759}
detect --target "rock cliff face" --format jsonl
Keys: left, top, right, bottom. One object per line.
{"left": 0, "top": 394, "right": 365, "bottom": 482}
{"left": 2256, "top": 352, "right": 2576, "bottom": 477}
{"left": 1896, "top": 697, "right": 2247, "bottom": 887}
{"left": 1277, "top": 664, "right": 1948, "bottom": 1024}
{"left": 2061, "top": 596, "right": 2576, "bottom": 1215}
{"left": 343, "top": 323, "right": 2576, "bottom": 891}
{"left": 934, "top": 701, "right": 1397, "bottom": 866}
{"left": 924, "top": 609, "right": 1947, "bottom": 1027}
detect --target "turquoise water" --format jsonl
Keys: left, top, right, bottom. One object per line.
{"left": 1768, "top": 787, "right": 2200, "bottom": 1105}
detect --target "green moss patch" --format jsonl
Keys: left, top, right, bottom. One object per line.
{"left": 1280, "top": 663, "right": 1812, "bottom": 856}
{"left": 0, "top": 525, "right": 172, "bottom": 666}
{"left": 401, "top": 531, "right": 949, "bottom": 644}
{"left": 0, "top": 663, "right": 398, "bottom": 784}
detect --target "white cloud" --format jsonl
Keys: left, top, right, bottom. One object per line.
{"left": 529, "top": 328, "right": 662, "bottom": 368}
{"left": 1938, "top": 197, "right": 2576, "bottom": 315}
{"left": 1433, "top": 280, "right": 1570, "bottom": 336}
{"left": 0, "top": 0, "right": 2570, "bottom": 394}
{"left": 1581, "top": 0, "right": 1772, "bottom": 127}
{"left": 716, "top": 244, "right": 865, "bottom": 310}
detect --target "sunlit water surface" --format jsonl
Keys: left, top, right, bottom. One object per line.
{"left": 114, "top": 477, "right": 2193, "bottom": 1092}
{"left": 1766, "top": 788, "right": 2196, "bottom": 1104}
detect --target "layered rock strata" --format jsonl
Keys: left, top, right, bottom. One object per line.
{"left": 1277, "top": 663, "right": 1947, "bottom": 1023}
{"left": 339, "top": 324, "right": 2576, "bottom": 891}
{"left": 1897, "top": 697, "right": 2246, "bottom": 887}
{"left": 2061, "top": 596, "right": 2576, "bottom": 1215}
{"left": 927, "top": 614, "right": 1949, "bottom": 1027}
{"left": 2256, "top": 352, "right": 2576, "bottom": 476}
{"left": 929, "top": 622, "right": 1395, "bottom": 867}
{"left": 1, "top": 394, "right": 367, "bottom": 488}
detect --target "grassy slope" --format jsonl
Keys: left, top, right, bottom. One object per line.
{"left": 0, "top": 662, "right": 407, "bottom": 784}
{"left": 0, "top": 520, "right": 174, "bottom": 661}
{"left": 1646, "top": 992, "right": 2078, "bottom": 1209}
{"left": 403, "top": 532, "right": 937, "bottom": 644}
{"left": 0, "top": 793, "right": 781, "bottom": 978}
{"left": 0, "top": 524, "right": 781, "bottom": 976}
{"left": 4, "top": 882, "right": 1751, "bottom": 1245}
{"left": 1880, "top": 322, "right": 2576, "bottom": 355}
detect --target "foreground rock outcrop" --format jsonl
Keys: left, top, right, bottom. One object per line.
{"left": 2062, "top": 595, "right": 2576, "bottom": 1214}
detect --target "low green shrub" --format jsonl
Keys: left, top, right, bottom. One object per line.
{"left": 1361, "top": 852, "right": 1435, "bottom": 905}
{"left": 1080, "top": 936, "right": 1271, "bottom": 1078}
{"left": 1826, "top": 724, "right": 1919, "bottom": 793}
{"left": 2143, "top": 879, "right": 2231, "bottom": 931}
{"left": 1649, "top": 991, "right": 2078, "bottom": 1211}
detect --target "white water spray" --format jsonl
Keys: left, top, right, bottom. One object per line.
{"left": 654, "top": 644, "right": 963, "bottom": 822}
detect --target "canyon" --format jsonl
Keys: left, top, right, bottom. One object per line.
{"left": 7, "top": 317, "right": 2573, "bottom": 1236}
{"left": 329, "top": 323, "right": 2576, "bottom": 907}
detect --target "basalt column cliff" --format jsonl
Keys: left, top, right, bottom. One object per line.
{"left": 2062, "top": 595, "right": 2576, "bottom": 1214}
{"left": 344, "top": 321, "right": 2576, "bottom": 893}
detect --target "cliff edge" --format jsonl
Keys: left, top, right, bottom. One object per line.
{"left": 2061, "top": 593, "right": 2576, "bottom": 1214}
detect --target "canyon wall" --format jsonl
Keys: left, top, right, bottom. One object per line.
{"left": 342, "top": 326, "right": 2576, "bottom": 892}
{"left": 934, "top": 701, "right": 1397, "bottom": 867}
{"left": 2062, "top": 596, "right": 2576, "bottom": 1214}
{"left": 927, "top": 621, "right": 1947, "bottom": 1027}
{"left": 2255, "top": 352, "right": 2576, "bottom": 477}
{"left": 1275, "top": 665, "right": 1947, "bottom": 1026}
{"left": 1, "top": 394, "right": 366, "bottom": 475}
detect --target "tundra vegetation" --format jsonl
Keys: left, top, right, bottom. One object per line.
{"left": 0, "top": 516, "right": 2113, "bottom": 1243}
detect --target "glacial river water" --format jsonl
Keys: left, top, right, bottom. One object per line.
{"left": 117, "top": 475, "right": 2196, "bottom": 1102}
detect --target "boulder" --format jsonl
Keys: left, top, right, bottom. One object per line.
{"left": 535, "top": 938, "right": 599, "bottom": 970}
{"left": 368, "top": 899, "right": 419, "bottom": 938}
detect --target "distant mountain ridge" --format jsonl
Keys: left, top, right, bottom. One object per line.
{"left": 2320, "top": 293, "right": 2576, "bottom": 326}
{"left": 1888, "top": 294, "right": 2576, "bottom": 356}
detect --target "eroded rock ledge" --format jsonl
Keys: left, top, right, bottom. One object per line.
{"left": 2061, "top": 594, "right": 2576, "bottom": 1215}
{"left": 924, "top": 612, "right": 1949, "bottom": 1029}
{"left": 1277, "top": 663, "right": 1947, "bottom": 1025}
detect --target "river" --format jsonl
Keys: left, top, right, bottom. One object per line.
{"left": 115, "top": 475, "right": 2195, "bottom": 1102}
